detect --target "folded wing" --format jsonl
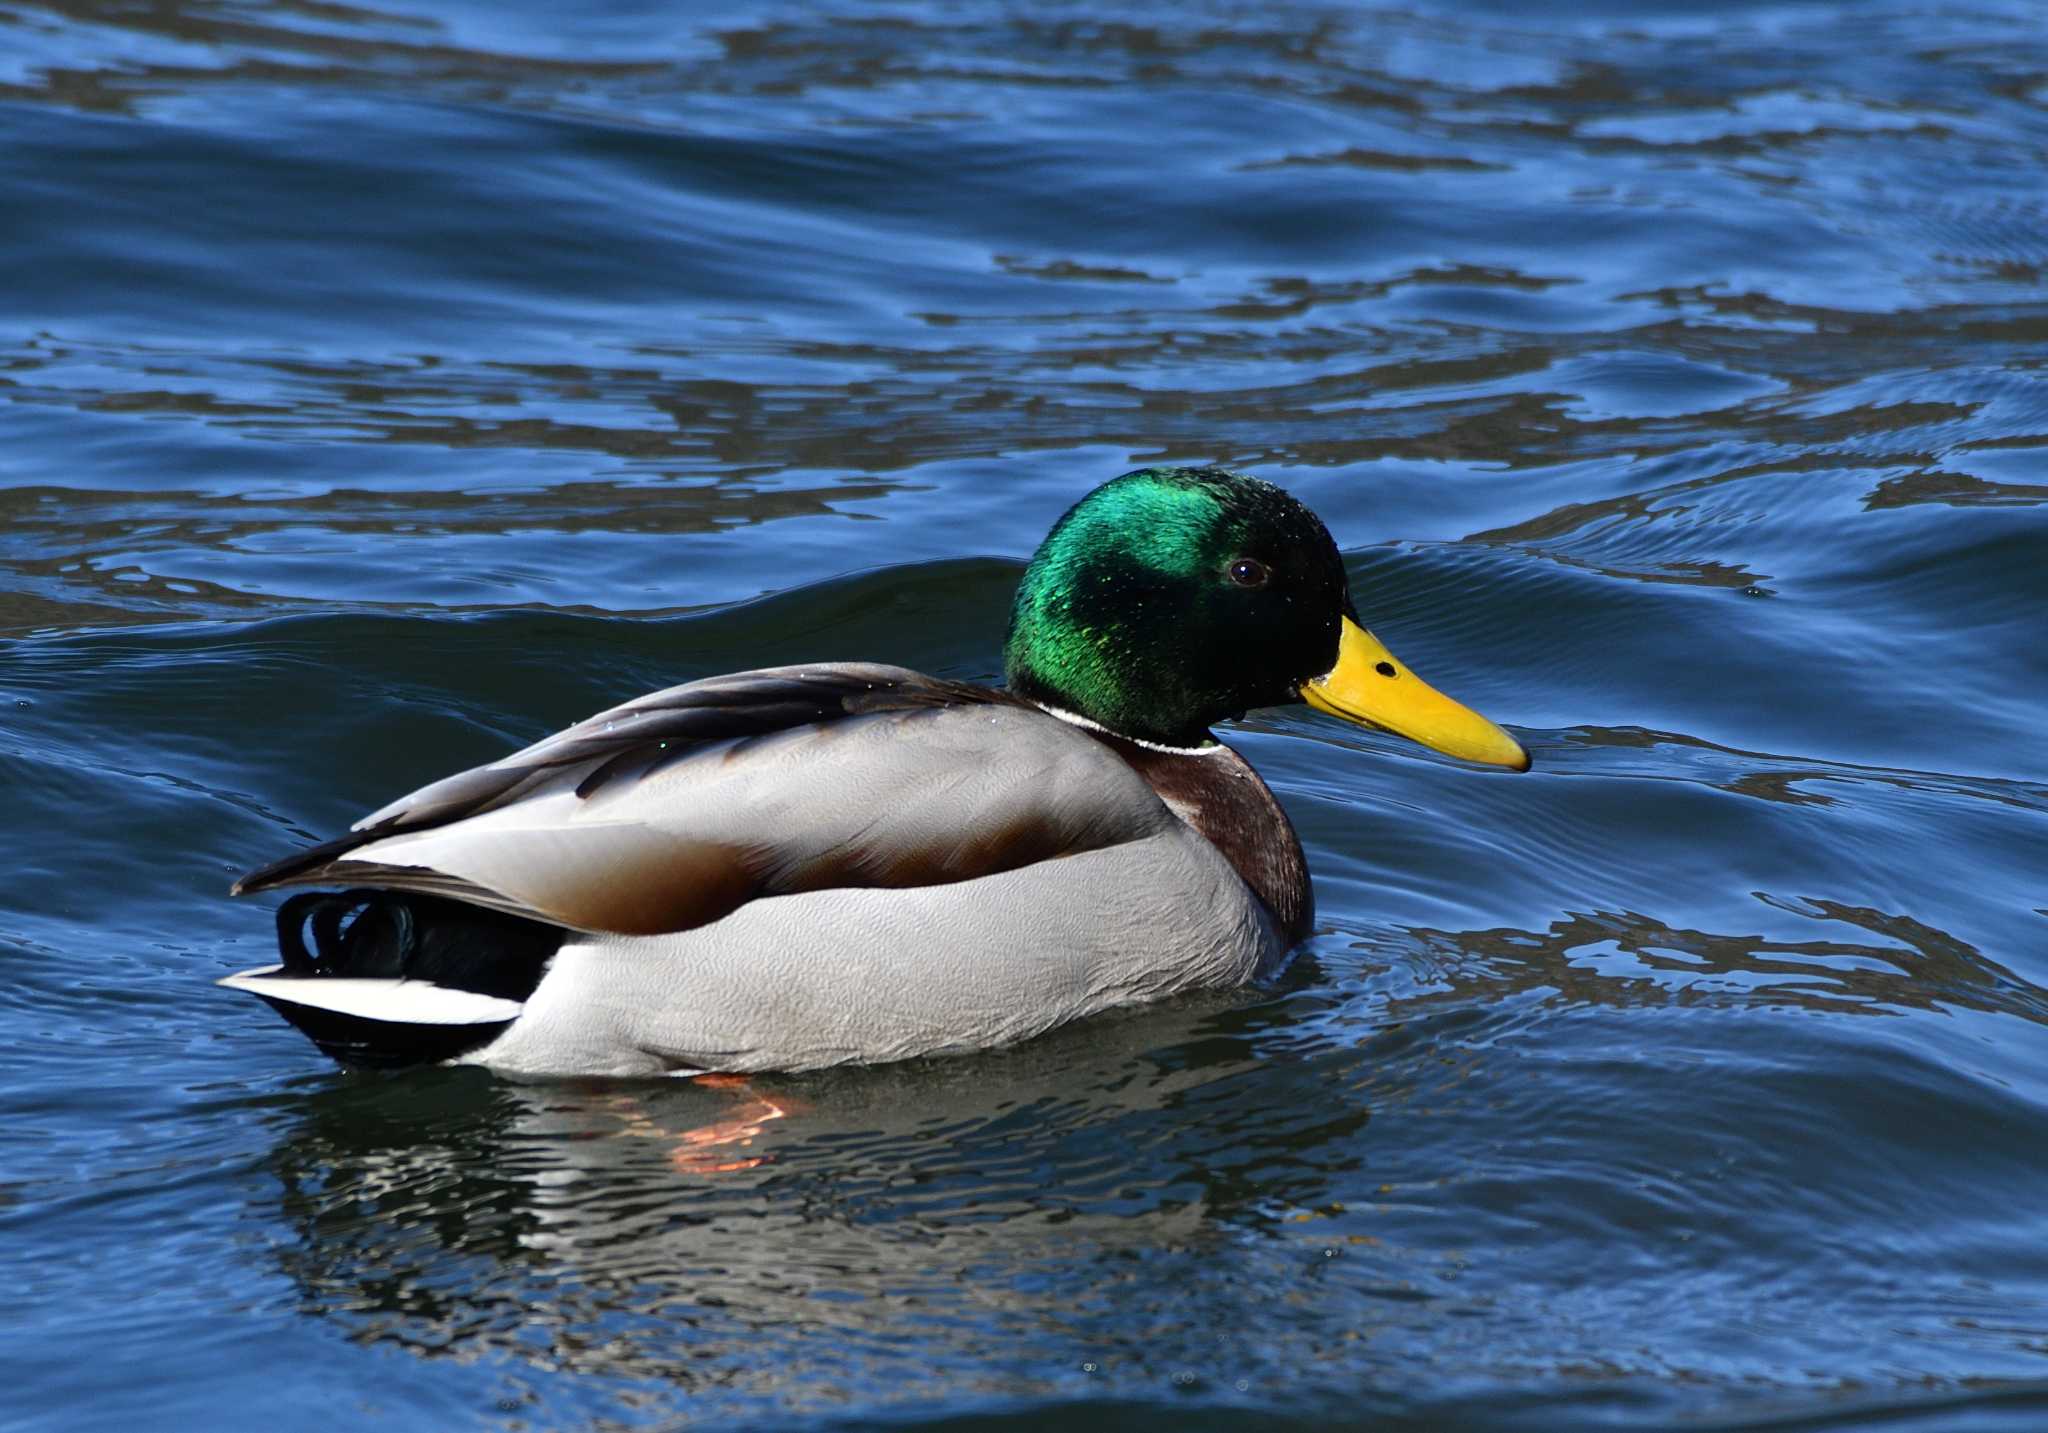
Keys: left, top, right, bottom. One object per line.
{"left": 234, "top": 664, "right": 1170, "bottom": 936}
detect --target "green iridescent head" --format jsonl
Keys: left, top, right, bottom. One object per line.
{"left": 1002, "top": 467, "right": 1358, "bottom": 748}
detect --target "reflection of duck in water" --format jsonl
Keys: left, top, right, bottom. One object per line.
{"left": 263, "top": 997, "right": 1358, "bottom": 1381}
{"left": 223, "top": 467, "right": 1526, "bottom": 1076}
{"left": 625, "top": 1075, "right": 797, "bottom": 1174}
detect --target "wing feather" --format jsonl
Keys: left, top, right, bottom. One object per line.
{"left": 234, "top": 665, "right": 1170, "bottom": 936}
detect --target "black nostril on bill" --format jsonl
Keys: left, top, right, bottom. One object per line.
{"left": 1375, "top": 661, "right": 1397, "bottom": 678}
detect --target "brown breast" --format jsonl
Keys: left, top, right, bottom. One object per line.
{"left": 1090, "top": 733, "right": 1313, "bottom": 943}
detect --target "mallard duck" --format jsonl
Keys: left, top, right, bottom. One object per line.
{"left": 222, "top": 466, "right": 1527, "bottom": 1076}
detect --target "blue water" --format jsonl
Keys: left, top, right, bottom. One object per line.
{"left": 5, "top": 1, "right": 2048, "bottom": 1428}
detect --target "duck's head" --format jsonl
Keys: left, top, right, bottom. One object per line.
{"left": 1003, "top": 466, "right": 1529, "bottom": 768}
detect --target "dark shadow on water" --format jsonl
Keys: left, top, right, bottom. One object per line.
{"left": 1403, "top": 901, "right": 2048, "bottom": 1025}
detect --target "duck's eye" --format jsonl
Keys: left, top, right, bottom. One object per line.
{"left": 1227, "top": 558, "right": 1269, "bottom": 589}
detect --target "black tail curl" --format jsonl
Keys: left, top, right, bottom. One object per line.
{"left": 256, "top": 889, "right": 564, "bottom": 1070}
{"left": 274, "top": 889, "right": 561, "bottom": 997}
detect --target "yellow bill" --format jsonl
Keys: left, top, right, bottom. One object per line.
{"left": 1302, "top": 617, "right": 1529, "bottom": 771}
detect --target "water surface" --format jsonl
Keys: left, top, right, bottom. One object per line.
{"left": 4, "top": 1, "right": 2048, "bottom": 1428}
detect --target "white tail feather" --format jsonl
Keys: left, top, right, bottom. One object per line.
{"left": 219, "top": 966, "right": 523, "bottom": 1025}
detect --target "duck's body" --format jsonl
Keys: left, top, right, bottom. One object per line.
{"left": 224, "top": 467, "right": 1526, "bottom": 1075}
{"left": 226, "top": 667, "right": 1302, "bottom": 1075}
